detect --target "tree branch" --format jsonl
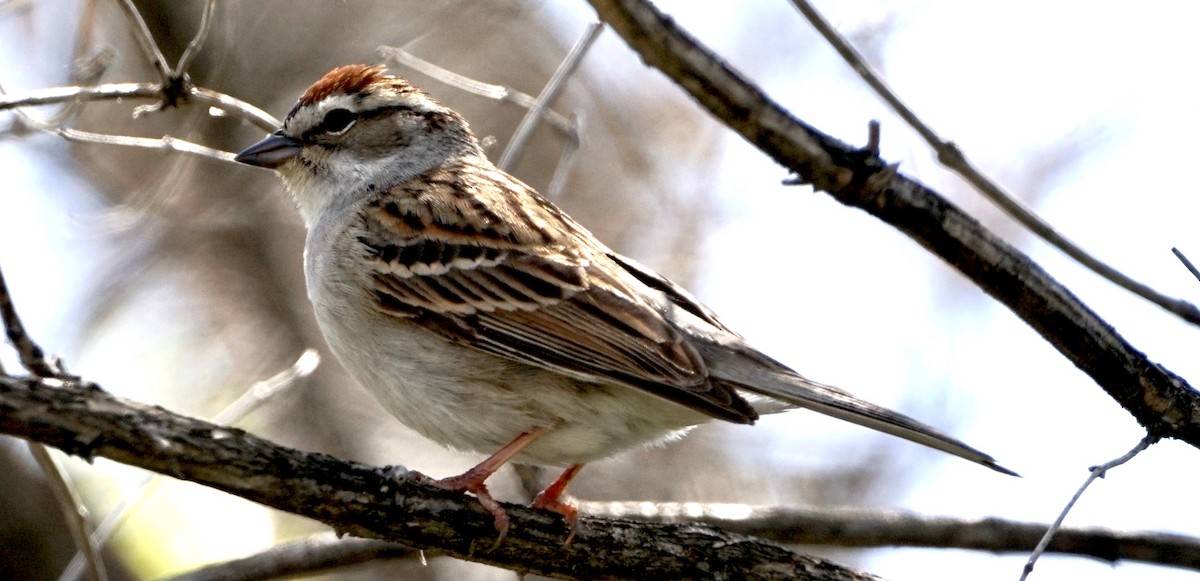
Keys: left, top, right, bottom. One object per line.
{"left": 0, "top": 375, "right": 880, "bottom": 581}
{"left": 583, "top": 502, "right": 1200, "bottom": 571}
{"left": 786, "top": 0, "right": 1200, "bottom": 326}
{"left": 585, "top": 0, "right": 1200, "bottom": 448}
{"left": 6, "top": 376, "right": 1196, "bottom": 577}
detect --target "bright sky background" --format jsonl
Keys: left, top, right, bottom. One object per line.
{"left": 4, "top": 1, "right": 1200, "bottom": 580}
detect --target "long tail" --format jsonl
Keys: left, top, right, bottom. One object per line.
{"left": 703, "top": 345, "right": 1017, "bottom": 476}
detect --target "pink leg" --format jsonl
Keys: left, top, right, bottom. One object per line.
{"left": 416, "top": 426, "right": 549, "bottom": 544}
{"left": 532, "top": 463, "right": 585, "bottom": 544}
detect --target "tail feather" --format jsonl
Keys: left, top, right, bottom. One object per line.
{"left": 703, "top": 345, "right": 1017, "bottom": 476}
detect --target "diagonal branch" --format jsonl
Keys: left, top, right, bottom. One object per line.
{"left": 786, "top": 0, "right": 1200, "bottom": 326}
{"left": 585, "top": 0, "right": 1200, "bottom": 449}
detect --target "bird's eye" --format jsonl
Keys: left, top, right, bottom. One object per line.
{"left": 318, "top": 108, "right": 356, "bottom": 135}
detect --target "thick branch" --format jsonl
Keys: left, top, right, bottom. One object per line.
{"left": 0, "top": 376, "right": 878, "bottom": 581}
{"left": 586, "top": 0, "right": 1200, "bottom": 446}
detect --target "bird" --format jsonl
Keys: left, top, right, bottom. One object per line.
{"left": 235, "top": 64, "right": 1013, "bottom": 542}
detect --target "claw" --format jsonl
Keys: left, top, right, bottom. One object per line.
{"left": 531, "top": 464, "right": 584, "bottom": 545}
{"left": 432, "top": 470, "right": 510, "bottom": 546}
{"left": 401, "top": 426, "right": 552, "bottom": 546}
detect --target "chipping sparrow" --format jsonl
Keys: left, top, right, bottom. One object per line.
{"left": 235, "top": 64, "right": 1012, "bottom": 540}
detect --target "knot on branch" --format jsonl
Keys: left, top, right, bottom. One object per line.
{"left": 782, "top": 143, "right": 894, "bottom": 203}
{"left": 160, "top": 74, "right": 193, "bottom": 109}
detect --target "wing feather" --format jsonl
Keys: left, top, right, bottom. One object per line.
{"left": 354, "top": 164, "right": 757, "bottom": 423}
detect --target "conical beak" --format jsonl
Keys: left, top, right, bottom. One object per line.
{"left": 235, "top": 130, "right": 301, "bottom": 169}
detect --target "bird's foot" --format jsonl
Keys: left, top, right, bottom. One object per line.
{"left": 531, "top": 463, "right": 583, "bottom": 544}
{"left": 416, "top": 468, "right": 511, "bottom": 547}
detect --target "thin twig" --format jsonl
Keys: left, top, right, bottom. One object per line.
{"left": 0, "top": 83, "right": 279, "bottom": 132}
{"left": 211, "top": 349, "right": 319, "bottom": 424}
{"left": 0, "top": 263, "right": 63, "bottom": 377}
{"left": 57, "top": 475, "right": 159, "bottom": 581}
{"left": 1020, "top": 436, "right": 1154, "bottom": 580}
{"left": 0, "top": 83, "right": 162, "bottom": 110}
{"left": 113, "top": 0, "right": 171, "bottom": 80}
{"left": 546, "top": 113, "right": 582, "bottom": 200}
{"left": 2, "top": 85, "right": 239, "bottom": 164}
{"left": 787, "top": 0, "right": 1200, "bottom": 326}
{"left": 377, "top": 45, "right": 576, "bottom": 136}
{"left": 56, "top": 350, "right": 320, "bottom": 581}
{"left": 1172, "top": 248, "right": 1200, "bottom": 283}
{"left": 27, "top": 444, "right": 107, "bottom": 581}
{"left": 51, "top": 126, "right": 236, "bottom": 162}
{"left": 162, "top": 533, "right": 413, "bottom": 581}
{"left": 188, "top": 86, "right": 280, "bottom": 132}
{"left": 497, "top": 22, "right": 603, "bottom": 170}
{"left": 174, "top": 0, "right": 217, "bottom": 78}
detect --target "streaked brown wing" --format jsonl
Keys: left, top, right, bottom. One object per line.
{"left": 354, "top": 165, "right": 756, "bottom": 423}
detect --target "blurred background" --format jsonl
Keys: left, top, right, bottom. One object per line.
{"left": 2, "top": 0, "right": 1200, "bottom": 579}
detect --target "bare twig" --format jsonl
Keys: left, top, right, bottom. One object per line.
{"left": 0, "top": 84, "right": 279, "bottom": 132}
{"left": 546, "top": 113, "right": 582, "bottom": 200}
{"left": 174, "top": 0, "right": 217, "bottom": 78}
{"left": 0, "top": 264, "right": 65, "bottom": 378}
{"left": 1, "top": 83, "right": 254, "bottom": 164}
{"left": 28, "top": 444, "right": 107, "bottom": 581}
{"left": 786, "top": 0, "right": 1200, "bottom": 326}
{"left": 0, "top": 83, "right": 162, "bottom": 110}
{"left": 497, "top": 22, "right": 603, "bottom": 170}
{"left": 378, "top": 45, "right": 576, "bottom": 136}
{"left": 1173, "top": 248, "right": 1200, "bottom": 283}
{"left": 50, "top": 126, "right": 235, "bottom": 161}
{"left": 211, "top": 349, "right": 319, "bottom": 424}
{"left": 57, "top": 474, "right": 159, "bottom": 581}
{"left": 162, "top": 533, "right": 414, "bottom": 581}
{"left": 113, "top": 0, "right": 171, "bottom": 81}
{"left": 188, "top": 86, "right": 280, "bottom": 132}
{"left": 56, "top": 126, "right": 235, "bottom": 161}
{"left": 1021, "top": 436, "right": 1154, "bottom": 580}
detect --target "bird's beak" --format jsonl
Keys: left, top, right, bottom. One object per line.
{"left": 235, "top": 130, "right": 301, "bottom": 169}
